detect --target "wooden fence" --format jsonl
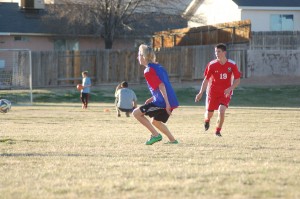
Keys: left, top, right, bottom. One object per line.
{"left": 31, "top": 49, "right": 143, "bottom": 87}
{"left": 152, "top": 20, "right": 251, "bottom": 48}
{"left": 30, "top": 45, "right": 247, "bottom": 88}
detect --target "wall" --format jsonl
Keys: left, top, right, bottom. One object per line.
{"left": 0, "top": 36, "right": 53, "bottom": 51}
{"left": 250, "top": 31, "right": 300, "bottom": 50}
{"left": 187, "top": 0, "right": 241, "bottom": 27}
{"left": 0, "top": 35, "right": 136, "bottom": 51}
{"left": 186, "top": 1, "right": 300, "bottom": 32}
{"left": 247, "top": 50, "right": 300, "bottom": 77}
{"left": 241, "top": 10, "right": 300, "bottom": 31}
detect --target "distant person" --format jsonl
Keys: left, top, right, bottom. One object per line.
{"left": 80, "top": 71, "right": 91, "bottom": 109}
{"left": 133, "top": 44, "right": 179, "bottom": 145}
{"left": 195, "top": 43, "right": 241, "bottom": 136}
{"left": 115, "top": 81, "right": 137, "bottom": 117}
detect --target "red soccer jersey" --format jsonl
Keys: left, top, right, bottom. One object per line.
{"left": 204, "top": 59, "right": 241, "bottom": 96}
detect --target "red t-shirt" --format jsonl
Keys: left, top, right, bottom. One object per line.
{"left": 205, "top": 59, "right": 241, "bottom": 96}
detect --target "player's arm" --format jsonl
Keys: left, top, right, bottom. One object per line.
{"left": 195, "top": 63, "right": 210, "bottom": 102}
{"left": 132, "top": 101, "right": 137, "bottom": 108}
{"left": 224, "top": 65, "right": 241, "bottom": 97}
{"left": 158, "top": 82, "right": 171, "bottom": 115}
{"left": 132, "top": 99, "right": 137, "bottom": 108}
{"left": 224, "top": 78, "right": 240, "bottom": 97}
{"left": 116, "top": 83, "right": 121, "bottom": 90}
{"left": 115, "top": 84, "right": 122, "bottom": 96}
{"left": 195, "top": 78, "right": 209, "bottom": 102}
{"left": 132, "top": 92, "right": 137, "bottom": 108}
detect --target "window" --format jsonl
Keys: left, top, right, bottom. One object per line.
{"left": 270, "top": 14, "right": 294, "bottom": 31}
{"left": 14, "top": 36, "right": 29, "bottom": 41}
{"left": 54, "top": 39, "right": 79, "bottom": 51}
{"left": 0, "top": 60, "right": 5, "bottom": 69}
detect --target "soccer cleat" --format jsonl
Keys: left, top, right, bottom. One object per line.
{"left": 164, "top": 140, "right": 179, "bottom": 144}
{"left": 204, "top": 121, "right": 210, "bottom": 131}
{"left": 145, "top": 134, "right": 162, "bottom": 145}
{"left": 215, "top": 131, "right": 222, "bottom": 137}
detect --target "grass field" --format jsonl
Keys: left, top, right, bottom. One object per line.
{"left": 1, "top": 99, "right": 300, "bottom": 198}
{"left": 1, "top": 84, "right": 300, "bottom": 107}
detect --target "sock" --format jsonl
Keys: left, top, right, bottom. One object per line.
{"left": 205, "top": 119, "right": 210, "bottom": 123}
{"left": 216, "top": 127, "right": 221, "bottom": 132}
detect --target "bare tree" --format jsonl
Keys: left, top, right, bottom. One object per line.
{"left": 44, "top": 0, "right": 189, "bottom": 49}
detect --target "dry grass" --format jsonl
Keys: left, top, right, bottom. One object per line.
{"left": 1, "top": 103, "right": 300, "bottom": 199}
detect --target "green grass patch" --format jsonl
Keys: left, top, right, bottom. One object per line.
{"left": 231, "top": 86, "right": 300, "bottom": 107}
{"left": 1, "top": 85, "right": 300, "bottom": 107}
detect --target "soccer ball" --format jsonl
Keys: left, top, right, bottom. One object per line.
{"left": 77, "top": 84, "right": 83, "bottom": 91}
{"left": 0, "top": 99, "right": 11, "bottom": 113}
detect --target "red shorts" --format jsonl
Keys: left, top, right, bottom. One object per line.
{"left": 206, "top": 94, "right": 231, "bottom": 111}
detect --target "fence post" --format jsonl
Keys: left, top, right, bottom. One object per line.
{"left": 103, "top": 50, "right": 110, "bottom": 82}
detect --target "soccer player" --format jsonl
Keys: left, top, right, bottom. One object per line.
{"left": 115, "top": 81, "right": 137, "bottom": 117}
{"left": 195, "top": 43, "right": 241, "bottom": 136}
{"left": 133, "top": 44, "right": 179, "bottom": 145}
{"left": 80, "top": 71, "right": 91, "bottom": 109}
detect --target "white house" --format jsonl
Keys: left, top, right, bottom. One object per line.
{"left": 184, "top": 0, "right": 300, "bottom": 31}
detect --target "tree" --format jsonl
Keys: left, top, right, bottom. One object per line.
{"left": 44, "top": 0, "right": 189, "bottom": 49}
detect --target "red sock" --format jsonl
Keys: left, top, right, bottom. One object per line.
{"left": 216, "top": 127, "right": 221, "bottom": 132}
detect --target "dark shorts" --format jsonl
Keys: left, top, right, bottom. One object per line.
{"left": 139, "top": 102, "right": 170, "bottom": 123}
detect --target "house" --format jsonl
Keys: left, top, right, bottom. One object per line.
{"left": 0, "top": 2, "right": 105, "bottom": 51}
{"left": 184, "top": 0, "right": 300, "bottom": 31}
{"left": 0, "top": 0, "right": 190, "bottom": 89}
{"left": 0, "top": 0, "right": 189, "bottom": 52}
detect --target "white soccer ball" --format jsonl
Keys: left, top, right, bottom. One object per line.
{"left": 0, "top": 99, "right": 11, "bottom": 113}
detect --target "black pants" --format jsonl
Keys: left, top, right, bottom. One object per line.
{"left": 80, "top": 93, "right": 89, "bottom": 108}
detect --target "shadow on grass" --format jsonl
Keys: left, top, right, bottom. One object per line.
{"left": 0, "top": 153, "right": 95, "bottom": 157}
{"left": 0, "top": 138, "right": 48, "bottom": 145}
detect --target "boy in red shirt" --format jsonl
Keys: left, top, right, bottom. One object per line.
{"left": 195, "top": 43, "right": 241, "bottom": 136}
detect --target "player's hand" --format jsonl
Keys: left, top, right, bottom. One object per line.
{"left": 224, "top": 88, "right": 232, "bottom": 97}
{"left": 165, "top": 104, "right": 172, "bottom": 115}
{"left": 195, "top": 93, "right": 203, "bottom": 102}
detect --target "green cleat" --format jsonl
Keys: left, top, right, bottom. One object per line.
{"left": 145, "top": 134, "right": 162, "bottom": 145}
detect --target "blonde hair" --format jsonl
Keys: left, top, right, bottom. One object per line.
{"left": 139, "top": 44, "right": 156, "bottom": 63}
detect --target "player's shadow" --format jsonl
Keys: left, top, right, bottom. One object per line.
{"left": 0, "top": 138, "right": 47, "bottom": 144}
